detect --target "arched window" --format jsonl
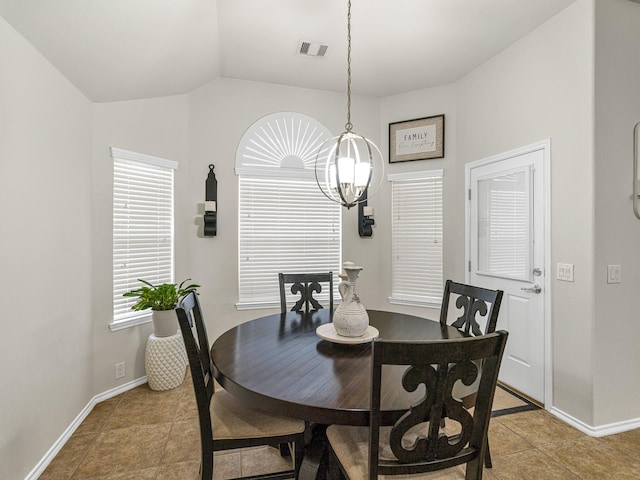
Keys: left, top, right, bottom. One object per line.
{"left": 236, "top": 112, "right": 342, "bottom": 309}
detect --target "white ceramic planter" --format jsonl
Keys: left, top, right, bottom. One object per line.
{"left": 151, "top": 309, "right": 179, "bottom": 337}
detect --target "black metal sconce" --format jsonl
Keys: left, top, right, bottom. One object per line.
{"left": 204, "top": 164, "right": 217, "bottom": 237}
{"left": 358, "top": 188, "right": 374, "bottom": 237}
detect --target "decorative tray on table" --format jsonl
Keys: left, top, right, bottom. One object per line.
{"left": 315, "top": 323, "right": 379, "bottom": 345}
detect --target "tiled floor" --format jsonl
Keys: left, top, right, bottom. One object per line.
{"left": 40, "top": 375, "right": 640, "bottom": 480}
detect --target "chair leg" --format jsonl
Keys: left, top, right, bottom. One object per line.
{"left": 484, "top": 437, "right": 492, "bottom": 469}
{"left": 294, "top": 439, "right": 305, "bottom": 480}
{"left": 465, "top": 457, "right": 482, "bottom": 480}
{"left": 201, "top": 450, "right": 214, "bottom": 480}
{"left": 327, "top": 447, "right": 344, "bottom": 480}
{"left": 279, "top": 442, "right": 291, "bottom": 457}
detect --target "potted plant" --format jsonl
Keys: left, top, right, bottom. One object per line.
{"left": 123, "top": 279, "right": 200, "bottom": 337}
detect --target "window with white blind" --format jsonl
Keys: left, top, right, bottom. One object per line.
{"left": 235, "top": 112, "right": 342, "bottom": 309}
{"left": 237, "top": 176, "right": 341, "bottom": 308}
{"left": 388, "top": 170, "right": 444, "bottom": 307}
{"left": 111, "top": 147, "right": 177, "bottom": 330}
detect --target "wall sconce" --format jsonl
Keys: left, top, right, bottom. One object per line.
{"left": 358, "top": 188, "right": 374, "bottom": 237}
{"left": 204, "top": 164, "right": 217, "bottom": 237}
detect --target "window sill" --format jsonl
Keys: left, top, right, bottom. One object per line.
{"left": 235, "top": 301, "right": 280, "bottom": 311}
{"left": 109, "top": 314, "right": 152, "bottom": 332}
{"left": 388, "top": 297, "right": 441, "bottom": 309}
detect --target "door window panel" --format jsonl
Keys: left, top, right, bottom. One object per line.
{"left": 477, "top": 167, "right": 532, "bottom": 282}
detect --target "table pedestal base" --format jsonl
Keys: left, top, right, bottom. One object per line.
{"left": 300, "top": 424, "right": 329, "bottom": 480}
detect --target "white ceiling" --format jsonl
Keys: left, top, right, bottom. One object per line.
{"left": 0, "top": 0, "right": 578, "bottom": 103}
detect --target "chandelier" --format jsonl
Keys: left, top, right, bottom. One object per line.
{"left": 315, "top": 0, "right": 383, "bottom": 209}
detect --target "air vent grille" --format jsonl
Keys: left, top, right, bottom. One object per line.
{"left": 298, "top": 41, "right": 328, "bottom": 57}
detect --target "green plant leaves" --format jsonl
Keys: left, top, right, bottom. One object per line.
{"left": 122, "top": 278, "right": 200, "bottom": 311}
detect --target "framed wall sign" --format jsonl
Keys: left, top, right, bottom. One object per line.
{"left": 389, "top": 114, "right": 445, "bottom": 163}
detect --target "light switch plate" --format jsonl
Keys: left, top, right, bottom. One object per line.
{"left": 556, "top": 263, "right": 574, "bottom": 282}
{"left": 607, "top": 265, "right": 621, "bottom": 284}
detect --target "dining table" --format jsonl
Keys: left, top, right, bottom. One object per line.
{"left": 210, "top": 308, "right": 467, "bottom": 480}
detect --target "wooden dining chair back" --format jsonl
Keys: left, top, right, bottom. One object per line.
{"left": 279, "top": 272, "right": 334, "bottom": 313}
{"left": 326, "top": 331, "right": 509, "bottom": 480}
{"left": 176, "top": 292, "right": 307, "bottom": 480}
{"left": 438, "top": 280, "right": 504, "bottom": 469}
{"left": 439, "top": 280, "right": 503, "bottom": 336}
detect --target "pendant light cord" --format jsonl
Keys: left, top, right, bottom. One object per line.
{"left": 345, "top": 0, "right": 353, "bottom": 132}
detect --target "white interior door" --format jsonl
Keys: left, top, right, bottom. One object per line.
{"left": 466, "top": 142, "right": 549, "bottom": 404}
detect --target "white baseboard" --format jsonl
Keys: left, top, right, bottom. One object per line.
{"left": 549, "top": 406, "right": 640, "bottom": 437}
{"left": 25, "top": 376, "right": 148, "bottom": 480}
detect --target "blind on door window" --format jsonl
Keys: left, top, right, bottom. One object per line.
{"left": 112, "top": 148, "right": 177, "bottom": 324}
{"left": 389, "top": 170, "right": 443, "bottom": 307}
{"left": 477, "top": 169, "right": 530, "bottom": 280}
{"left": 237, "top": 176, "right": 341, "bottom": 309}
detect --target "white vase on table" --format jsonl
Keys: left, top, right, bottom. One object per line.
{"left": 333, "top": 264, "right": 369, "bottom": 337}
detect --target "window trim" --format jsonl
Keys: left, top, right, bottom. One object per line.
{"left": 109, "top": 147, "right": 178, "bottom": 331}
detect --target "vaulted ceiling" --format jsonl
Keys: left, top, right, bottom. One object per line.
{"left": 0, "top": 0, "right": 578, "bottom": 102}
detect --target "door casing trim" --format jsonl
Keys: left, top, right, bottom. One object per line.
{"left": 464, "top": 139, "right": 552, "bottom": 409}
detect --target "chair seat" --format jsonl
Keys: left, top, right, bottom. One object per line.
{"left": 328, "top": 424, "right": 470, "bottom": 480}
{"left": 328, "top": 425, "right": 440, "bottom": 480}
{"left": 213, "top": 389, "right": 306, "bottom": 440}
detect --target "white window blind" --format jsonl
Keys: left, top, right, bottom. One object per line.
{"left": 389, "top": 170, "right": 444, "bottom": 307}
{"left": 477, "top": 169, "right": 530, "bottom": 280}
{"left": 111, "top": 148, "right": 177, "bottom": 327}
{"left": 237, "top": 176, "right": 341, "bottom": 309}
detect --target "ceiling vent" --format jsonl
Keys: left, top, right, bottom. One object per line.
{"left": 298, "top": 41, "right": 329, "bottom": 57}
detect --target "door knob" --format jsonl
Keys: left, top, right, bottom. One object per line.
{"left": 521, "top": 284, "right": 542, "bottom": 294}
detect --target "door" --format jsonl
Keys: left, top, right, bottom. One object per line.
{"left": 466, "top": 142, "right": 549, "bottom": 404}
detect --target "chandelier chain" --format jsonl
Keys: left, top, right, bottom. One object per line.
{"left": 345, "top": 0, "right": 352, "bottom": 132}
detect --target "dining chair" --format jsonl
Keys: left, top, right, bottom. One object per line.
{"left": 325, "top": 331, "right": 509, "bottom": 480}
{"left": 439, "top": 279, "right": 504, "bottom": 468}
{"left": 176, "top": 291, "right": 307, "bottom": 480}
{"left": 440, "top": 280, "right": 503, "bottom": 337}
{"left": 279, "top": 272, "right": 334, "bottom": 313}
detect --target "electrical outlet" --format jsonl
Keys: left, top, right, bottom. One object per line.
{"left": 115, "top": 362, "right": 125, "bottom": 379}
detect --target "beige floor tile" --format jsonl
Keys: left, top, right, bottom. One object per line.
{"left": 72, "top": 423, "right": 171, "bottom": 478}
{"left": 162, "top": 418, "right": 201, "bottom": 464}
{"left": 599, "top": 427, "right": 640, "bottom": 457}
{"left": 381, "top": 465, "right": 471, "bottom": 479}
{"left": 539, "top": 436, "right": 629, "bottom": 479}
{"left": 495, "top": 410, "right": 584, "bottom": 447}
{"left": 492, "top": 387, "right": 527, "bottom": 411}
{"left": 156, "top": 460, "right": 201, "bottom": 480}
{"left": 240, "top": 445, "right": 293, "bottom": 477}
{"left": 74, "top": 398, "right": 120, "bottom": 435}
{"left": 104, "top": 385, "right": 183, "bottom": 430}
{"left": 215, "top": 451, "right": 243, "bottom": 480}
{"left": 487, "top": 420, "right": 534, "bottom": 456}
{"left": 43, "top": 378, "right": 640, "bottom": 480}
{"left": 609, "top": 462, "right": 640, "bottom": 479}
{"left": 175, "top": 388, "right": 199, "bottom": 421}
{"left": 39, "top": 433, "right": 98, "bottom": 480}
{"left": 89, "top": 466, "right": 159, "bottom": 479}
{"left": 490, "top": 449, "right": 581, "bottom": 479}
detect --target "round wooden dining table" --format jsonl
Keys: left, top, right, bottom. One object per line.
{"left": 210, "top": 308, "right": 466, "bottom": 427}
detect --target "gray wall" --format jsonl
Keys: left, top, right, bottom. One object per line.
{"left": 593, "top": 0, "right": 640, "bottom": 426}
{"left": 91, "top": 95, "right": 191, "bottom": 392}
{"left": 456, "top": 0, "right": 596, "bottom": 424}
{"left": 0, "top": 15, "right": 93, "bottom": 480}
{"left": 186, "top": 78, "right": 382, "bottom": 342}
